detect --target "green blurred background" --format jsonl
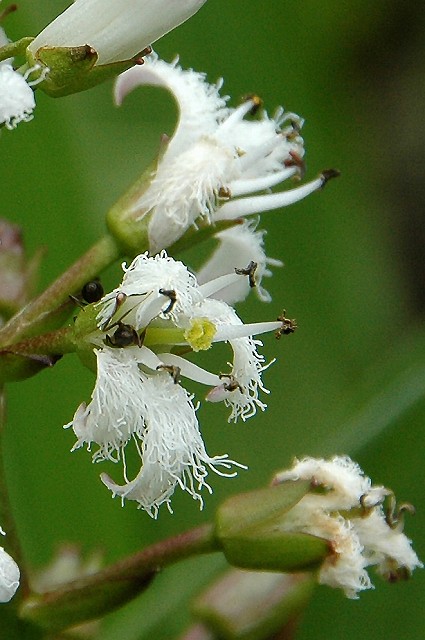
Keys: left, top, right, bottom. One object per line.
{"left": 2, "top": 1, "right": 425, "bottom": 638}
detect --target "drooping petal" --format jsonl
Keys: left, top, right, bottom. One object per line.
{"left": 101, "top": 371, "right": 243, "bottom": 517}
{"left": 115, "top": 53, "right": 228, "bottom": 158}
{"left": 66, "top": 347, "right": 148, "bottom": 462}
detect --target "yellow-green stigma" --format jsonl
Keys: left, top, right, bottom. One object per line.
{"left": 184, "top": 318, "right": 216, "bottom": 352}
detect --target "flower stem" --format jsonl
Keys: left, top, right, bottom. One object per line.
{"left": 0, "top": 234, "right": 121, "bottom": 347}
{"left": 20, "top": 523, "right": 218, "bottom": 632}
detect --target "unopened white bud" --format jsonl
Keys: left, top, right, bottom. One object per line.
{"left": 28, "top": 0, "right": 207, "bottom": 66}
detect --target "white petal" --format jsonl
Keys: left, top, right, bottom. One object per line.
{"left": 66, "top": 347, "right": 148, "bottom": 461}
{"left": 115, "top": 53, "right": 228, "bottom": 158}
{"left": 0, "top": 64, "right": 35, "bottom": 129}
{"left": 0, "top": 544, "right": 20, "bottom": 603}
{"left": 191, "top": 298, "right": 271, "bottom": 422}
{"left": 352, "top": 510, "right": 423, "bottom": 576}
{"left": 274, "top": 456, "right": 372, "bottom": 511}
{"left": 101, "top": 372, "right": 243, "bottom": 517}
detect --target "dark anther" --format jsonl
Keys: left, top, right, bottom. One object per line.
{"left": 159, "top": 288, "right": 177, "bottom": 314}
{"left": 140, "top": 46, "right": 153, "bottom": 56}
{"left": 276, "top": 311, "right": 297, "bottom": 339}
{"left": 219, "top": 374, "right": 242, "bottom": 393}
{"left": 81, "top": 279, "right": 104, "bottom": 304}
{"left": 320, "top": 169, "right": 341, "bottom": 187}
{"left": 156, "top": 364, "right": 181, "bottom": 384}
{"left": 385, "top": 566, "right": 411, "bottom": 583}
{"left": 99, "top": 291, "right": 128, "bottom": 331}
{"left": 235, "top": 261, "right": 258, "bottom": 288}
{"left": 218, "top": 186, "right": 232, "bottom": 199}
{"left": 134, "top": 46, "right": 152, "bottom": 65}
{"left": 241, "top": 94, "right": 263, "bottom": 116}
{"left": 284, "top": 150, "right": 306, "bottom": 178}
{"left": 105, "top": 322, "right": 142, "bottom": 348}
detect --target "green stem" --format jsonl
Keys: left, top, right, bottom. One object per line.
{"left": 20, "top": 523, "right": 218, "bottom": 632}
{"left": 0, "top": 37, "right": 34, "bottom": 63}
{"left": 2, "top": 327, "right": 77, "bottom": 357}
{"left": 0, "top": 386, "right": 29, "bottom": 600}
{"left": 0, "top": 235, "right": 120, "bottom": 346}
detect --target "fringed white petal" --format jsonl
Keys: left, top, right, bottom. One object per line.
{"left": 101, "top": 372, "right": 243, "bottom": 517}
{"left": 0, "top": 64, "right": 35, "bottom": 129}
{"left": 65, "top": 347, "right": 148, "bottom": 462}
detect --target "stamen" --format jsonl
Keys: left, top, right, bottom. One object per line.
{"left": 275, "top": 311, "right": 297, "bottom": 339}
{"left": 157, "top": 353, "right": 221, "bottom": 386}
{"left": 228, "top": 166, "right": 298, "bottom": 197}
{"left": 235, "top": 261, "right": 257, "bottom": 288}
{"left": 215, "top": 174, "right": 328, "bottom": 221}
{"left": 156, "top": 364, "right": 181, "bottom": 384}
{"left": 218, "top": 100, "right": 256, "bottom": 133}
{"left": 199, "top": 272, "right": 245, "bottom": 298}
{"left": 213, "top": 321, "right": 281, "bottom": 342}
{"left": 158, "top": 288, "right": 177, "bottom": 314}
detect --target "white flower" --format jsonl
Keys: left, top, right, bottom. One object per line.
{"left": 274, "top": 456, "right": 422, "bottom": 598}
{"left": 114, "top": 54, "right": 335, "bottom": 253}
{"left": 68, "top": 252, "right": 283, "bottom": 515}
{"left": 28, "top": 0, "right": 207, "bottom": 66}
{"left": 0, "top": 527, "right": 20, "bottom": 603}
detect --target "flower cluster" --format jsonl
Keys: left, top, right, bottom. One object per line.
{"left": 0, "top": 527, "right": 19, "bottom": 603}
{"left": 67, "top": 252, "right": 285, "bottom": 517}
{"left": 274, "top": 456, "right": 423, "bottom": 598}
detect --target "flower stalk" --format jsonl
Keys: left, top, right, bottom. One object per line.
{"left": 0, "top": 234, "right": 120, "bottom": 347}
{"left": 20, "top": 523, "right": 217, "bottom": 632}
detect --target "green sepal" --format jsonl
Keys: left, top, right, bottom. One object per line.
{"left": 26, "top": 44, "right": 135, "bottom": 97}
{"left": 219, "top": 528, "right": 328, "bottom": 573}
{"left": 215, "top": 480, "right": 329, "bottom": 573}
{"left": 72, "top": 303, "right": 101, "bottom": 372}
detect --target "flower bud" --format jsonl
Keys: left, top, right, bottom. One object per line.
{"left": 214, "top": 456, "right": 422, "bottom": 599}
{"left": 26, "top": 0, "right": 207, "bottom": 96}
{"left": 0, "top": 220, "right": 41, "bottom": 321}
